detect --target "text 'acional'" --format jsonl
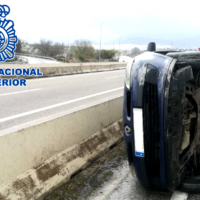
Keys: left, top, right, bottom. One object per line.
{"left": 0, "top": 68, "right": 43, "bottom": 86}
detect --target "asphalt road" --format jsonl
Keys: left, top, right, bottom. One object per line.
{"left": 44, "top": 141, "right": 200, "bottom": 200}
{"left": 87, "top": 145, "right": 198, "bottom": 200}
{"left": 19, "top": 56, "right": 59, "bottom": 64}
{"left": 0, "top": 69, "right": 124, "bottom": 130}
{"left": 20, "top": 55, "right": 130, "bottom": 64}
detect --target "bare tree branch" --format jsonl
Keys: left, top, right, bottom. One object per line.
{"left": 33, "top": 39, "right": 64, "bottom": 57}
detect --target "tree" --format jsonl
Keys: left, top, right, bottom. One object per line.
{"left": 70, "top": 40, "right": 95, "bottom": 61}
{"left": 15, "top": 38, "right": 22, "bottom": 53}
{"left": 33, "top": 39, "right": 65, "bottom": 57}
{"left": 33, "top": 39, "right": 53, "bottom": 56}
{"left": 100, "top": 50, "right": 117, "bottom": 59}
{"left": 49, "top": 42, "right": 65, "bottom": 57}
{"left": 131, "top": 47, "right": 141, "bottom": 55}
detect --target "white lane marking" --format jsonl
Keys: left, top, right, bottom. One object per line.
{"left": 79, "top": 105, "right": 86, "bottom": 107}
{"left": 106, "top": 75, "right": 124, "bottom": 79}
{"left": 0, "top": 88, "right": 41, "bottom": 96}
{"left": 27, "top": 69, "right": 125, "bottom": 82}
{"left": 27, "top": 73, "right": 94, "bottom": 81}
{"left": 171, "top": 191, "right": 188, "bottom": 200}
{"left": 0, "top": 87, "right": 123, "bottom": 123}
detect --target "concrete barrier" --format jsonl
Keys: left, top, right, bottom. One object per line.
{"left": 0, "top": 96, "right": 123, "bottom": 200}
{"left": 0, "top": 62, "right": 127, "bottom": 78}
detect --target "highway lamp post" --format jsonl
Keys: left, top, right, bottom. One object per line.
{"left": 64, "top": 32, "right": 70, "bottom": 63}
{"left": 118, "top": 35, "right": 121, "bottom": 61}
{"left": 64, "top": 45, "right": 68, "bottom": 63}
{"left": 171, "top": 42, "right": 173, "bottom": 50}
{"left": 119, "top": 35, "right": 121, "bottom": 50}
{"left": 99, "top": 22, "right": 103, "bottom": 62}
{"left": 68, "top": 32, "right": 70, "bottom": 55}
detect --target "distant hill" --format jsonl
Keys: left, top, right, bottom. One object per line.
{"left": 122, "top": 37, "right": 170, "bottom": 46}
{"left": 172, "top": 35, "right": 200, "bottom": 48}
{"left": 90, "top": 40, "right": 99, "bottom": 45}
{"left": 72, "top": 39, "right": 99, "bottom": 45}
{"left": 104, "top": 36, "right": 171, "bottom": 46}
{"left": 104, "top": 35, "right": 200, "bottom": 48}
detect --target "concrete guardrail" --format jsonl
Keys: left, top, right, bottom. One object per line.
{"left": 0, "top": 62, "right": 127, "bottom": 79}
{"left": 0, "top": 96, "right": 123, "bottom": 200}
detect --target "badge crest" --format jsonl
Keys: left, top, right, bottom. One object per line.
{"left": 0, "top": 5, "right": 17, "bottom": 62}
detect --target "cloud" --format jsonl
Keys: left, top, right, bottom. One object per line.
{"left": 1, "top": 0, "right": 200, "bottom": 45}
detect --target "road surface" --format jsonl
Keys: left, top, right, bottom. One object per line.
{"left": 44, "top": 141, "right": 199, "bottom": 200}
{"left": 19, "top": 56, "right": 59, "bottom": 64}
{"left": 0, "top": 69, "right": 124, "bottom": 130}
{"left": 119, "top": 56, "right": 132, "bottom": 63}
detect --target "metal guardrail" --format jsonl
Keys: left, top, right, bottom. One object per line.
{"left": 18, "top": 57, "right": 28, "bottom": 64}
{"left": 1, "top": 54, "right": 57, "bottom": 64}
{"left": 0, "top": 56, "right": 28, "bottom": 64}
{"left": 15, "top": 53, "right": 57, "bottom": 61}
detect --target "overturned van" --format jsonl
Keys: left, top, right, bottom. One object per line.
{"left": 123, "top": 42, "right": 200, "bottom": 192}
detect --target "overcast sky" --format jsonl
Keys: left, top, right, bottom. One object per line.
{"left": 1, "top": 0, "right": 200, "bottom": 45}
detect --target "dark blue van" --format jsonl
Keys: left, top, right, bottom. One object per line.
{"left": 123, "top": 42, "right": 200, "bottom": 192}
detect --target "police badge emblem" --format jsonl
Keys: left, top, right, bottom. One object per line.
{"left": 0, "top": 5, "right": 17, "bottom": 62}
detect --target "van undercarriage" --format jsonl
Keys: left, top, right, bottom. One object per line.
{"left": 123, "top": 43, "right": 200, "bottom": 192}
